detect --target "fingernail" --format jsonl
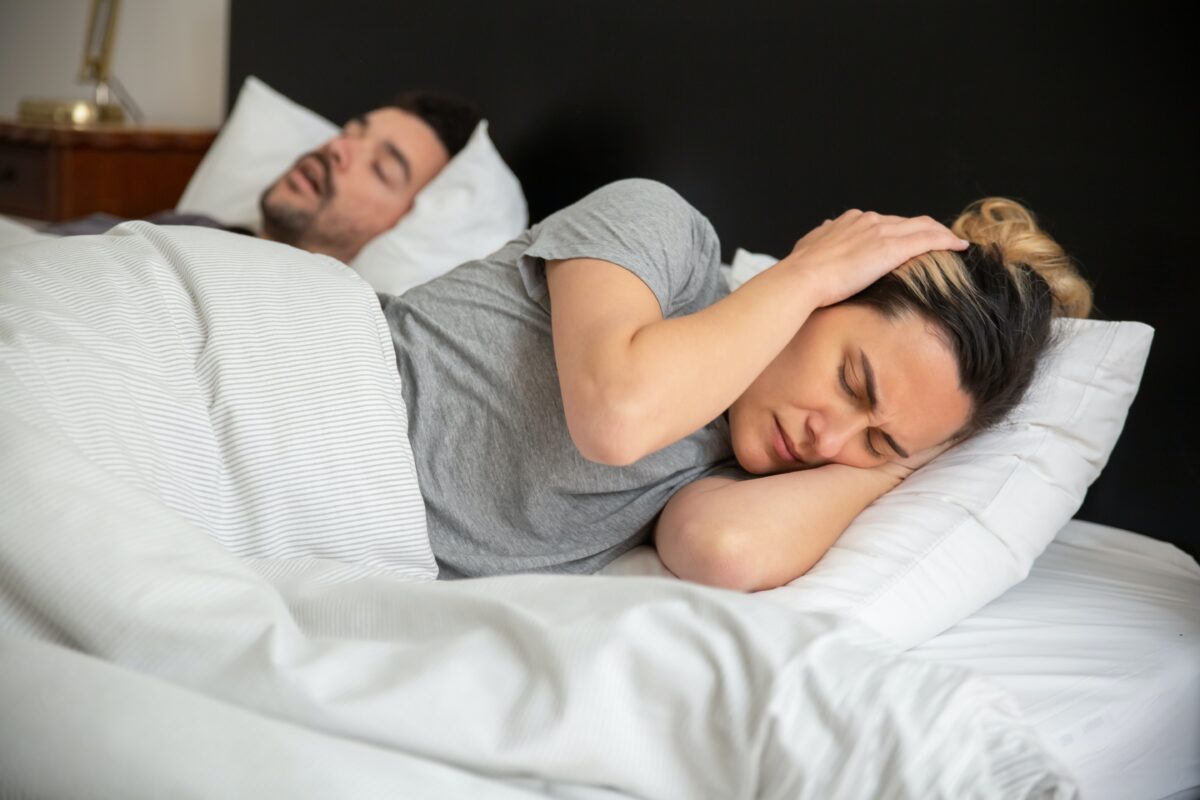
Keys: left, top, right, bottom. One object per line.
{"left": 958, "top": 238, "right": 970, "bottom": 247}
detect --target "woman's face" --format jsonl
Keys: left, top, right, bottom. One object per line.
{"left": 728, "top": 304, "right": 973, "bottom": 474}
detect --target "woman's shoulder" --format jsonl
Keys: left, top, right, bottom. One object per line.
{"left": 547, "top": 178, "right": 720, "bottom": 266}
{"left": 577, "top": 178, "right": 706, "bottom": 223}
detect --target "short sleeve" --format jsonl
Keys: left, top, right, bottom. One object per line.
{"left": 517, "top": 179, "right": 722, "bottom": 317}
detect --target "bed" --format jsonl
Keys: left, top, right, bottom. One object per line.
{"left": 2, "top": 219, "right": 1196, "bottom": 798}
{"left": 2, "top": 2, "right": 1197, "bottom": 797}
{"left": 599, "top": 523, "right": 1200, "bottom": 800}
{"left": 0, "top": 225, "right": 1080, "bottom": 799}
{"left": 912, "top": 520, "right": 1200, "bottom": 800}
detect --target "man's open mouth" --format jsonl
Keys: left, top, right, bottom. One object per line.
{"left": 290, "top": 153, "right": 331, "bottom": 198}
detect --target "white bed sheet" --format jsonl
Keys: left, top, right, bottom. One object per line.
{"left": 913, "top": 519, "right": 1200, "bottom": 800}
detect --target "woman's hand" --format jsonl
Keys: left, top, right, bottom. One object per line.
{"left": 784, "top": 210, "right": 969, "bottom": 309}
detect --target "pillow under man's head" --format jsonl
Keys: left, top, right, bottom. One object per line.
{"left": 258, "top": 91, "right": 481, "bottom": 264}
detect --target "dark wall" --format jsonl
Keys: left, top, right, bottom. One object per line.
{"left": 230, "top": 1, "right": 1197, "bottom": 555}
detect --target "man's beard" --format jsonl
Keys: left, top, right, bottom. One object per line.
{"left": 259, "top": 151, "right": 334, "bottom": 247}
{"left": 259, "top": 199, "right": 311, "bottom": 245}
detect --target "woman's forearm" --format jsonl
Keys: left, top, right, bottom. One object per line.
{"left": 625, "top": 259, "right": 822, "bottom": 451}
{"left": 655, "top": 463, "right": 906, "bottom": 591}
{"left": 549, "top": 255, "right": 822, "bottom": 463}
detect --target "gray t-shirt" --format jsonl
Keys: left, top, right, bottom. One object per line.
{"left": 381, "top": 179, "right": 738, "bottom": 578}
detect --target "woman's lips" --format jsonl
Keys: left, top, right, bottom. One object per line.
{"left": 772, "top": 416, "right": 803, "bottom": 464}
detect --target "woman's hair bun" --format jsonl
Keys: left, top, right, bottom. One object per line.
{"left": 951, "top": 197, "right": 1092, "bottom": 319}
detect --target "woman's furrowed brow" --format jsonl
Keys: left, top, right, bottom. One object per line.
{"left": 860, "top": 348, "right": 880, "bottom": 409}
{"left": 861, "top": 349, "right": 909, "bottom": 458}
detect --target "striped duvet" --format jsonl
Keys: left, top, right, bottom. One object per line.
{"left": 0, "top": 223, "right": 435, "bottom": 579}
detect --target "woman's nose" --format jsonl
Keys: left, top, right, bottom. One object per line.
{"left": 809, "top": 409, "right": 861, "bottom": 460}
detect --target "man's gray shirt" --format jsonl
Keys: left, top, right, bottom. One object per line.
{"left": 381, "top": 179, "right": 738, "bottom": 578}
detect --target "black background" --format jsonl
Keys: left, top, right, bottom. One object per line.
{"left": 230, "top": 1, "right": 1197, "bottom": 555}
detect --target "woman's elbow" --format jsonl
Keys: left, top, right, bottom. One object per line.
{"left": 662, "top": 523, "right": 765, "bottom": 592}
{"left": 564, "top": 399, "right": 653, "bottom": 467}
{"left": 661, "top": 517, "right": 818, "bottom": 592}
{"left": 571, "top": 429, "right": 644, "bottom": 467}
{"left": 696, "top": 533, "right": 765, "bottom": 591}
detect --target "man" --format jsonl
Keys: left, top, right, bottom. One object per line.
{"left": 43, "top": 91, "right": 481, "bottom": 262}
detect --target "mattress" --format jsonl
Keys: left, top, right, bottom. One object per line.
{"left": 912, "top": 519, "right": 1200, "bottom": 800}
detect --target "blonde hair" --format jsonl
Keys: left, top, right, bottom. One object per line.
{"left": 846, "top": 197, "right": 1091, "bottom": 436}
{"left": 950, "top": 198, "right": 1091, "bottom": 318}
{"left": 891, "top": 198, "right": 1092, "bottom": 321}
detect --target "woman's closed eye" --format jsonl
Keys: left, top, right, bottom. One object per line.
{"left": 839, "top": 361, "right": 885, "bottom": 459}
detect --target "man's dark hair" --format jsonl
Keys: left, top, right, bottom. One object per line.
{"left": 388, "top": 91, "right": 482, "bottom": 157}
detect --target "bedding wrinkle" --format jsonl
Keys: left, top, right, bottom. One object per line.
{"left": 910, "top": 521, "right": 1200, "bottom": 800}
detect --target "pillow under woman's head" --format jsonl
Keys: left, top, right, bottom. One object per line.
{"left": 177, "top": 77, "right": 528, "bottom": 295}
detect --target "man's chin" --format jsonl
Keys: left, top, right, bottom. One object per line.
{"left": 259, "top": 200, "right": 314, "bottom": 246}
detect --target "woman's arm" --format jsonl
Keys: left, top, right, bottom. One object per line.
{"left": 546, "top": 209, "right": 967, "bottom": 465}
{"left": 653, "top": 464, "right": 904, "bottom": 591}
{"left": 655, "top": 440, "right": 950, "bottom": 591}
{"left": 546, "top": 254, "right": 820, "bottom": 464}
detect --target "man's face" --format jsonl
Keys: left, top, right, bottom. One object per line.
{"left": 259, "top": 108, "right": 450, "bottom": 262}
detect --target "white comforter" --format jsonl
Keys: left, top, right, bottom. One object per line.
{"left": 0, "top": 225, "right": 1075, "bottom": 799}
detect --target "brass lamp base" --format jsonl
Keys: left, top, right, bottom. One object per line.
{"left": 18, "top": 98, "right": 125, "bottom": 126}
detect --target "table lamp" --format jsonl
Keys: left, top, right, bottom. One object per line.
{"left": 18, "top": 0, "right": 140, "bottom": 126}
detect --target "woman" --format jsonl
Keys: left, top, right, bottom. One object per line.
{"left": 380, "top": 179, "right": 1091, "bottom": 589}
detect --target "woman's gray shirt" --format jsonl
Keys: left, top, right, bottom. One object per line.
{"left": 381, "top": 179, "right": 738, "bottom": 578}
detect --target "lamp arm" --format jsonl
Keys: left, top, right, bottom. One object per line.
{"left": 78, "top": 0, "right": 121, "bottom": 84}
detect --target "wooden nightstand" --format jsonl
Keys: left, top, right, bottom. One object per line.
{"left": 0, "top": 120, "right": 216, "bottom": 222}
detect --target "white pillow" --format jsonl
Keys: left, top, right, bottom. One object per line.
{"left": 725, "top": 247, "right": 779, "bottom": 291}
{"left": 176, "top": 76, "right": 528, "bottom": 294}
{"left": 350, "top": 121, "right": 527, "bottom": 296}
{"left": 604, "top": 248, "right": 1154, "bottom": 651}
{"left": 177, "top": 76, "right": 338, "bottom": 231}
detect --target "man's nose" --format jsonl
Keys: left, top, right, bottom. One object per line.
{"left": 325, "top": 135, "right": 353, "bottom": 171}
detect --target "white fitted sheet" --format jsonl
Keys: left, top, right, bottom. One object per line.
{"left": 913, "top": 519, "right": 1200, "bottom": 800}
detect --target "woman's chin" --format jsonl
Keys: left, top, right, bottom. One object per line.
{"left": 730, "top": 440, "right": 773, "bottom": 475}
